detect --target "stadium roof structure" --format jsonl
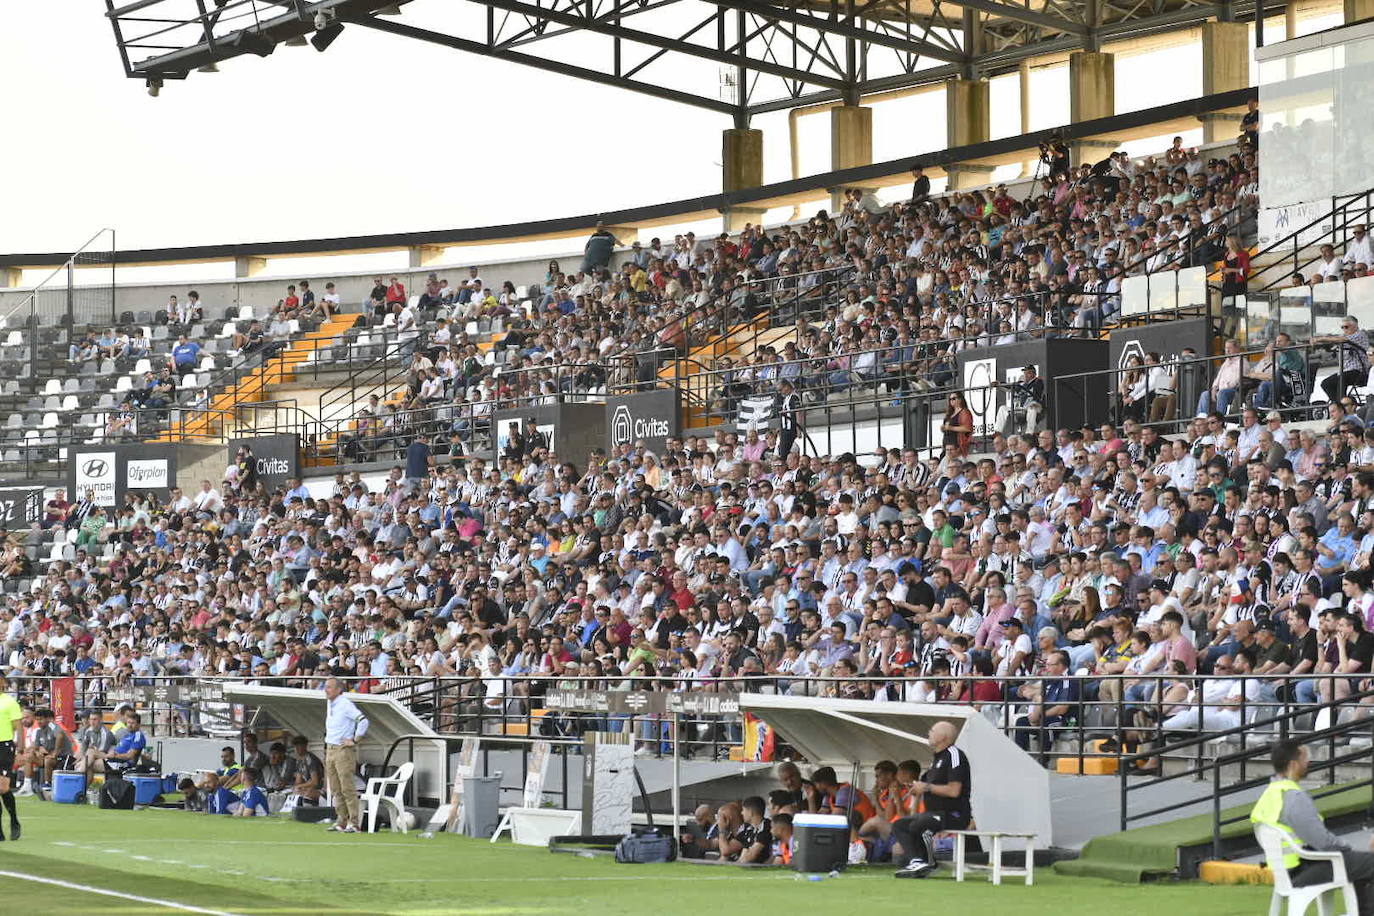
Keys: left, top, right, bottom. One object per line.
{"left": 106, "top": 0, "right": 1275, "bottom": 120}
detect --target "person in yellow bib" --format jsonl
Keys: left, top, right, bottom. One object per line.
{"left": 0, "top": 674, "right": 26, "bottom": 841}
{"left": 1251, "top": 741, "right": 1374, "bottom": 915}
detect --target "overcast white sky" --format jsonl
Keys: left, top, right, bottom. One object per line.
{"left": 0, "top": 4, "right": 1330, "bottom": 273}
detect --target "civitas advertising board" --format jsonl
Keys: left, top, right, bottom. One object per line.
{"left": 606, "top": 390, "right": 677, "bottom": 454}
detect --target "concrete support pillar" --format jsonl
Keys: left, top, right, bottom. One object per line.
{"left": 1019, "top": 61, "right": 1035, "bottom": 176}
{"left": 829, "top": 105, "right": 873, "bottom": 210}
{"left": 1200, "top": 21, "right": 1250, "bottom": 142}
{"left": 1069, "top": 51, "right": 1115, "bottom": 167}
{"left": 1286, "top": 2, "right": 1298, "bottom": 38}
{"left": 234, "top": 256, "right": 267, "bottom": 278}
{"left": 1068, "top": 51, "right": 1115, "bottom": 124}
{"left": 943, "top": 163, "right": 996, "bottom": 191}
{"left": 408, "top": 245, "right": 446, "bottom": 269}
{"left": 722, "top": 207, "right": 768, "bottom": 233}
{"left": 721, "top": 127, "right": 765, "bottom": 232}
{"left": 830, "top": 105, "right": 873, "bottom": 171}
{"left": 1346, "top": 0, "right": 1374, "bottom": 23}
{"left": 945, "top": 78, "right": 991, "bottom": 149}
{"left": 0, "top": 267, "right": 22, "bottom": 288}
{"left": 722, "top": 128, "right": 763, "bottom": 192}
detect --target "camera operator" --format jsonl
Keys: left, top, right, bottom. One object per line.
{"left": 1091, "top": 151, "right": 1130, "bottom": 197}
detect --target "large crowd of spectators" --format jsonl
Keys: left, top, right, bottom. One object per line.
{"left": 5, "top": 382, "right": 1374, "bottom": 754}
{"left": 340, "top": 136, "right": 1269, "bottom": 457}
{"left": 5, "top": 128, "right": 1374, "bottom": 770}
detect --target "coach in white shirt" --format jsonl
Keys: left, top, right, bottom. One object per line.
{"left": 323, "top": 678, "right": 370, "bottom": 833}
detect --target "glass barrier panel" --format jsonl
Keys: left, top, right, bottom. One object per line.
{"left": 1277, "top": 286, "right": 1314, "bottom": 337}
{"left": 1121, "top": 275, "right": 1148, "bottom": 317}
{"left": 1177, "top": 266, "right": 1208, "bottom": 308}
{"left": 1347, "top": 275, "right": 1374, "bottom": 329}
{"left": 1242, "top": 295, "right": 1277, "bottom": 345}
{"left": 1313, "top": 280, "right": 1347, "bottom": 328}
{"left": 1148, "top": 271, "right": 1178, "bottom": 315}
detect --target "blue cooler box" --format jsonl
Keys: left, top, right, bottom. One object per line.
{"left": 52, "top": 771, "right": 87, "bottom": 804}
{"left": 792, "top": 813, "right": 849, "bottom": 872}
{"left": 128, "top": 775, "right": 163, "bottom": 805}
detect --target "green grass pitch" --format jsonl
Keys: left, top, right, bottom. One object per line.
{"left": 0, "top": 800, "right": 1273, "bottom": 915}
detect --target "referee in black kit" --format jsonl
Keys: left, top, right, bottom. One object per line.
{"left": 893, "top": 720, "right": 971, "bottom": 877}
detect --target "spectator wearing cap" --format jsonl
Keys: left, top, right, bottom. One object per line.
{"left": 1252, "top": 619, "right": 1294, "bottom": 701}
{"left": 1314, "top": 316, "right": 1372, "bottom": 405}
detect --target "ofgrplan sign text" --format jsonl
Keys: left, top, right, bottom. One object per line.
{"left": 605, "top": 390, "right": 678, "bottom": 455}
{"left": 126, "top": 458, "right": 169, "bottom": 489}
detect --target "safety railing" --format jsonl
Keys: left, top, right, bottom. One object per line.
{"left": 0, "top": 229, "right": 116, "bottom": 381}
{"left": 1249, "top": 188, "right": 1374, "bottom": 294}
{"left": 0, "top": 399, "right": 303, "bottom": 481}
{"left": 1049, "top": 336, "right": 1354, "bottom": 434}
{"left": 17, "top": 672, "right": 1374, "bottom": 780}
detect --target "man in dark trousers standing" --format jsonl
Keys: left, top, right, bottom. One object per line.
{"left": 777, "top": 379, "right": 801, "bottom": 460}
{"left": 405, "top": 432, "right": 432, "bottom": 493}
{"left": 892, "top": 720, "right": 971, "bottom": 877}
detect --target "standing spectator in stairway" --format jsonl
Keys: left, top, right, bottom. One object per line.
{"left": 777, "top": 379, "right": 801, "bottom": 459}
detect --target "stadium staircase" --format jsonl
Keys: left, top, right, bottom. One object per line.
{"left": 1246, "top": 188, "right": 1374, "bottom": 292}
{"left": 154, "top": 311, "right": 359, "bottom": 442}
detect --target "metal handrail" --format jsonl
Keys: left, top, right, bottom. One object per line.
{"left": 1048, "top": 336, "right": 1343, "bottom": 433}
{"left": 1251, "top": 189, "right": 1374, "bottom": 293}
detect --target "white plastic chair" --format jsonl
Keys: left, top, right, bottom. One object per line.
{"left": 1255, "top": 822, "right": 1359, "bottom": 916}
{"left": 43, "top": 378, "right": 62, "bottom": 395}
{"left": 362, "top": 761, "right": 414, "bottom": 834}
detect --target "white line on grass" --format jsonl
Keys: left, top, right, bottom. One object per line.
{"left": 57, "top": 838, "right": 422, "bottom": 849}
{"left": 0, "top": 871, "right": 245, "bottom": 916}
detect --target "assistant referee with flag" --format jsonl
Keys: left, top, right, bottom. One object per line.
{"left": 0, "top": 674, "right": 25, "bottom": 841}
{"left": 1251, "top": 741, "right": 1374, "bottom": 915}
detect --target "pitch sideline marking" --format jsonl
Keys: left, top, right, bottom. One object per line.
{"left": 0, "top": 871, "right": 245, "bottom": 916}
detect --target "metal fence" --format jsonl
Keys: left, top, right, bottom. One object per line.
{"left": 0, "top": 229, "right": 116, "bottom": 382}
{"left": 14, "top": 671, "right": 1374, "bottom": 770}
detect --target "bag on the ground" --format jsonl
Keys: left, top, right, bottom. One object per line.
{"left": 615, "top": 829, "right": 677, "bottom": 864}
{"left": 99, "top": 776, "right": 136, "bottom": 810}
